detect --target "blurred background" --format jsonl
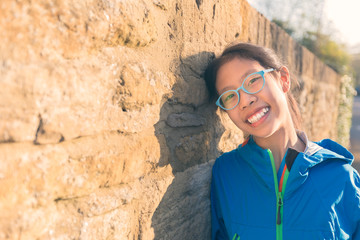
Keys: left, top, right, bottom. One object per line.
{"left": 248, "top": 0, "right": 360, "bottom": 169}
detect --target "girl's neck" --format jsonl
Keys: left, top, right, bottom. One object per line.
{"left": 253, "top": 126, "right": 305, "bottom": 172}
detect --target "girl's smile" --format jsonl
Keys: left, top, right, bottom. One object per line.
{"left": 246, "top": 106, "right": 270, "bottom": 126}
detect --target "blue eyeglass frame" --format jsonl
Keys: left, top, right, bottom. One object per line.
{"left": 216, "top": 68, "right": 275, "bottom": 110}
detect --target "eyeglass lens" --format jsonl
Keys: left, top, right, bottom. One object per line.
{"left": 219, "top": 73, "right": 264, "bottom": 109}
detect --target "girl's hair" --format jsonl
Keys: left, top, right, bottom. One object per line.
{"left": 204, "top": 42, "right": 302, "bottom": 130}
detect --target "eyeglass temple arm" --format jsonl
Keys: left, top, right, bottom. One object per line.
{"left": 263, "top": 68, "right": 275, "bottom": 73}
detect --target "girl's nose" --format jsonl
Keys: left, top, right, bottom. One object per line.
{"left": 238, "top": 91, "right": 257, "bottom": 110}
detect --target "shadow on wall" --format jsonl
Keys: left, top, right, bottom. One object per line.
{"left": 151, "top": 52, "right": 225, "bottom": 239}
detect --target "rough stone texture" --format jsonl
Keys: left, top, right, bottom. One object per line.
{"left": 167, "top": 113, "right": 206, "bottom": 127}
{"left": 0, "top": 0, "right": 341, "bottom": 239}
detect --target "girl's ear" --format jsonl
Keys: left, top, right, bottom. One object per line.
{"left": 278, "top": 66, "right": 291, "bottom": 93}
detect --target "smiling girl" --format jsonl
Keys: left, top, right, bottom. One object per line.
{"left": 205, "top": 43, "right": 360, "bottom": 240}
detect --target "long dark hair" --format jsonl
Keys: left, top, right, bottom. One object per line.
{"left": 204, "top": 42, "right": 302, "bottom": 130}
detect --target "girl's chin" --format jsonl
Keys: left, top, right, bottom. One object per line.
{"left": 246, "top": 125, "right": 278, "bottom": 139}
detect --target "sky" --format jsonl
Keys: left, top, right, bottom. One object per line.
{"left": 325, "top": 0, "right": 360, "bottom": 46}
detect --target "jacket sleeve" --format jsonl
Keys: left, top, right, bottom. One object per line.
{"left": 211, "top": 164, "right": 229, "bottom": 240}
{"left": 346, "top": 168, "right": 360, "bottom": 240}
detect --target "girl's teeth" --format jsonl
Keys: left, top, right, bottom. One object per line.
{"left": 248, "top": 107, "right": 269, "bottom": 124}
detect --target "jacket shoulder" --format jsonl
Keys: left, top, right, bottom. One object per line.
{"left": 309, "top": 154, "right": 360, "bottom": 205}
{"left": 212, "top": 149, "right": 239, "bottom": 174}
{"left": 313, "top": 138, "right": 354, "bottom": 161}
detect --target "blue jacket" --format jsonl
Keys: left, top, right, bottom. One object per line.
{"left": 211, "top": 133, "right": 360, "bottom": 240}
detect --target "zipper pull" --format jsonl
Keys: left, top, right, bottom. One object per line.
{"left": 277, "top": 194, "right": 283, "bottom": 225}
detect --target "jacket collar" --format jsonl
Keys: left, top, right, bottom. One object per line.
{"left": 297, "top": 130, "right": 322, "bottom": 156}
{"left": 237, "top": 131, "right": 348, "bottom": 197}
{"left": 241, "top": 130, "right": 322, "bottom": 156}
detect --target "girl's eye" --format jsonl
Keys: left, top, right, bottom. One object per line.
{"left": 224, "top": 94, "right": 235, "bottom": 102}
{"left": 248, "top": 77, "right": 261, "bottom": 85}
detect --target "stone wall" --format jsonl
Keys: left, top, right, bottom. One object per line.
{"left": 0, "top": 0, "right": 340, "bottom": 239}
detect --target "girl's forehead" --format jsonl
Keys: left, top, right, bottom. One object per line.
{"left": 219, "top": 58, "right": 262, "bottom": 76}
{"left": 216, "top": 58, "right": 262, "bottom": 87}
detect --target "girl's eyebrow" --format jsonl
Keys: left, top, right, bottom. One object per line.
{"left": 240, "top": 69, "right": 258, "bottom": 80}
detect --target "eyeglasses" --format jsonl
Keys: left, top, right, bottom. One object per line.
{"left": 216, "top": 68, "right": 275, "bottom": 110}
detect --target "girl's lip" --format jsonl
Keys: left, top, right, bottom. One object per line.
{"left": 245, "top": 106, "right": 270, "bottom": 122}
{"left": 249, "top": 109, "right": 270, "bottom": 127}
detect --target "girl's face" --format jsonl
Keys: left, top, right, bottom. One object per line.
{"left": 215, "top": 57, "right": 293, "bottom": 139}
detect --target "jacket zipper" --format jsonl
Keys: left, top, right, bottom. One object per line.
{"left": 232, "top": 233, "right": 240, "bottom": 240}
{"left": 267, "top": 149, "right": 289, "bottom": 240}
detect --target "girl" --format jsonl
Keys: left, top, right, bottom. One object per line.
{"left": 205, "top": 43, "right": 360, "bottom": 240}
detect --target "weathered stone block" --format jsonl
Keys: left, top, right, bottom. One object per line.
{"left": 151, "top": 161, "right": 214, "bottom": 240}
{"left": 113, "top": 63, "right": 167, "bottom": 111}
{"left": 175, "top": 132, "right": 210, "bottom": 168}
{"left": 103, "top": 0, "right": 157, "bottom": 48}
{"left": 171, "top": 76, "right": 209, "bottom": 107}
{"left": 167, "top": 112, "right": 205, "bottom": 127}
